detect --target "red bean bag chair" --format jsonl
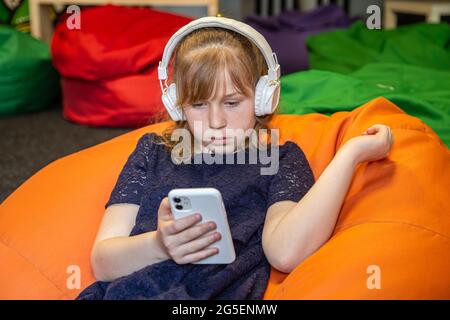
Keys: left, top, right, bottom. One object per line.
{"left": 51, "top": 5, "right": 192, "bottom": 127}
{"left": 0, "top": 97, "right": 449, "bottom": 299}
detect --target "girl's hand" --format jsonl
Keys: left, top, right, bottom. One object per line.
{"left": 343, "top": 124, "right": 394, "bottom": 164}
{"left": 155, "top": 197, "right": 221, "bottom": 264}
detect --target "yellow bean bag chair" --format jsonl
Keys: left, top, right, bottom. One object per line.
{"left": 0, "top": 97, "right": 449, "bottom": 299}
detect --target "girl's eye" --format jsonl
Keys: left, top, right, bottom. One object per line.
{"left": 225, "top": 101, "right": 240, "bottom": 107}
{"left": 191, "top": 102, "right": 206, "bottom": 108}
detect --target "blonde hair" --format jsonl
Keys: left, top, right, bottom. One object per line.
{"left": 156, "top": 27, "right": 277, "bottom": 161}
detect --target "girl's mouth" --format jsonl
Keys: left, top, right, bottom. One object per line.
{"left": 210, "top": 137, "right": 228, "bottom": 144}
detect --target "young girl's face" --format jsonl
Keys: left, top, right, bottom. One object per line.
{"left": 183, "top": 69, "right": 256, "bottom": 154}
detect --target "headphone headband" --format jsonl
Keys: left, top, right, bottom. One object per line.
{"left": 157, "top": 16, "right": 280, "bottom": 83}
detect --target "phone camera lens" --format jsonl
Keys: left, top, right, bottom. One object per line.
{"left": 173, "top": 197, "right": 181, "bottom": 203}
{"left": 175, "top": 204, "right": 183, "bottom": 210}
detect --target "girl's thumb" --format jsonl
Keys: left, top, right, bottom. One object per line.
{"left": 364, "top": 125, "right": 379, "bottom": 135}
{"left": 158, "top": 197, "right": 173, "bottom": 221}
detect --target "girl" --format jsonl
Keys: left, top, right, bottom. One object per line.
{"left": 77, "top": 18, "right": 393, "bottom": 300}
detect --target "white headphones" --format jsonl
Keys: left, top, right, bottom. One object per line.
{"left": 158, "top": 16, "right": 281, "bottom": 121}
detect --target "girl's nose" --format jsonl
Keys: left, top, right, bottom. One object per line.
{"left": 209, "top": 104, "right": 226, "bottom": 129}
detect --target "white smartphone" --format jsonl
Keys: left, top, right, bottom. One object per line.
{"left": 168, "top": 187, "right": 236, "bottom": 264}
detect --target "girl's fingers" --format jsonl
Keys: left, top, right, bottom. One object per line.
{"left": 364, "top": 124, "right": 391, "bottom": 138}
{"left": 388, "top": 128, "right": 394, "bottom": 146}
{"left": 180, "top": 247, "right": 220, "bottom": 264}
{"left": 369, "top": 124, "right": 383, "bottom": 133}
{"left": 363, "top": 126, "right": 378, "bottom": 135}
{"left": 382, "top": 125, "right": 392, "bottom": 141}
{"left": 176, "top": 221, "right": 217, "bottom": 246}
{"left": 165, "top": 213, "right": 201, "bottom": 235}
{"left": 176, "top": 231, "right": 221, "bottom": 258}
{"left": 373, "top": 125, "right": 393, "bottom": 146}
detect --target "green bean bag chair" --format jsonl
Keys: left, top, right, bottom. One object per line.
{"left": 279, "top": 63, "right": 450, "bottom": 147}
{"left": 306, "top": 21, "right": 450, "bottom": 74}
{"left": 0, "top": 25, "right": 60, "bottom": 115}
{"left": 0, "top": 0, "right": 30, "bottom": 32}
{"left": 279, "top": 21, "right": 450, "bottom": 147}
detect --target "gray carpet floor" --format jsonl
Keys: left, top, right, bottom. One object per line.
{"left": 0, "top": 104, "right": 130, "bottom": 203}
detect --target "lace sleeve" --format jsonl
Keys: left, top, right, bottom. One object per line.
{"left": 105, "top": 133, "right": 156, "bottom": 208}
{"left": 266, "top": 141, "right": 315, "bottom": 210}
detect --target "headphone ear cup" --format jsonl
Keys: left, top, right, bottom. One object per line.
{"left": 254, "top": 76, "right": 279, "bottom": 116}
{"left": 161, "top": 83, "right": 185, "bottom": 121}
{"left": 254, "top": 76, "right": 267, "bottom": 116}
{"left": 268, "top": 82, "right": 280, "bottom": 114}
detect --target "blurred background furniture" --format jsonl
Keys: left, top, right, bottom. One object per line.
{"left": 51, "top": 5, "right": 192, "bottom": 128}
{"left": 29, "top": 0, "right": 219, "bottom": 42}
{"left": 0, "top": 25, "right": 59, "bottom": 116}
{"left": 385, "top": 0, "right": 450, "bottom": 28}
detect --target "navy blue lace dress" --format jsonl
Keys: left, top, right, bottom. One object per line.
{"left": 76, "top": 132, "right": 315, "bottom": 300}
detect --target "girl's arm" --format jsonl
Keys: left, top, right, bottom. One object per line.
{"left": 262, "top": 144, "right": 358, "bottom": 273}
{"left": 91, "top": 204, "right": 169, "bottom": 282}
{"left": 92, "top": 199, "right": 221, "bottom": 282}
{"left": 263, "top": 124, "right": 393, "bottom": 273}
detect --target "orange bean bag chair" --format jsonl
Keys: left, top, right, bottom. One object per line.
{"left": 0, "top": 97, "right": 449, "bottom": 299}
